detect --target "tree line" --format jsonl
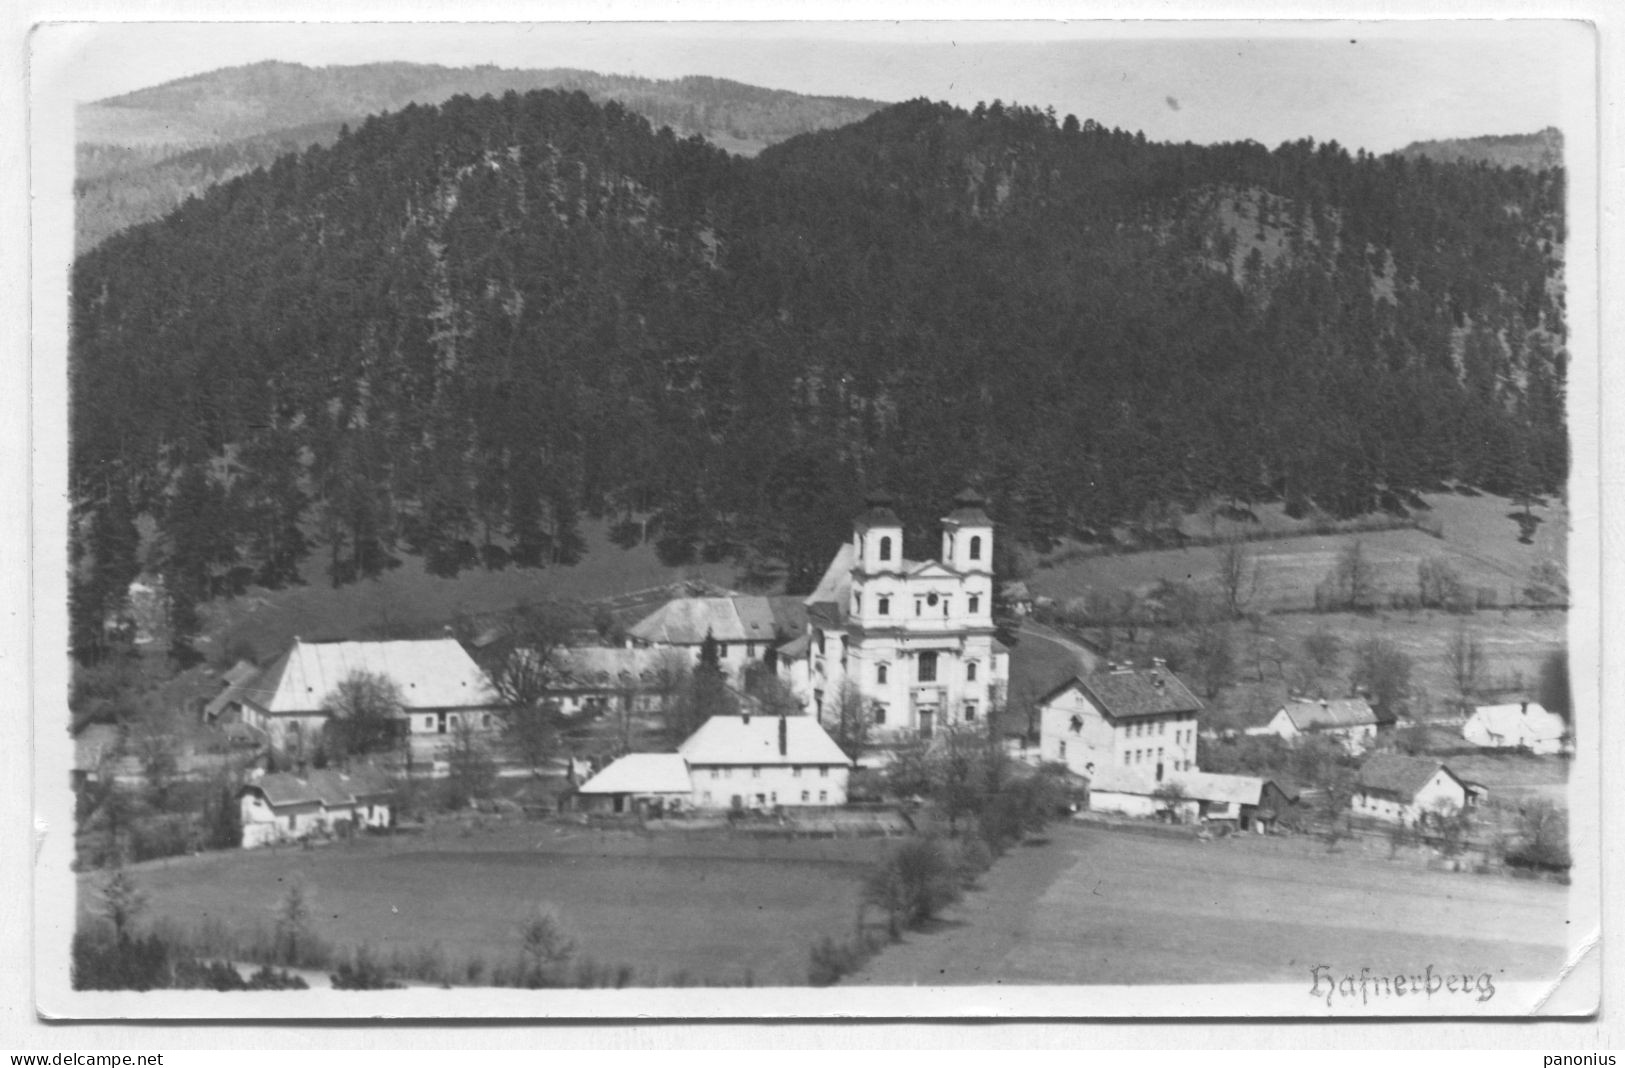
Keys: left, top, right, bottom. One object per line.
{"left": 70, "top": 90, "right": 1567, "bottom": 664}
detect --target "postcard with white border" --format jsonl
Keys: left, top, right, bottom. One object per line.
{"left": 29, "top": 15, "right": 1602, "bottom": 1020}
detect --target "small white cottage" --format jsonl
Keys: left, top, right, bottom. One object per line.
{"left": 238, "top": 768, "right": 394, "bottom": 848}
{"left": 1462, "top": 701, "right": 1567, "bottom": 755}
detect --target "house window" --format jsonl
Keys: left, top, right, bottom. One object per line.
{"left": 801, "top": 791, "right": 810, "bottom": 803}
{"left": 967, "top": 661, "right": 978, "bottom": 681}
{"left": 875, "top": 705, "right": 887, "bottom": 725}
{"left": 854, "top": 593, "right": 862, "bottom": 615}
{"left": 820, "top": 767, "right": 829, "bottom": 778}
{"left": 771, "top": 792, "right": 778, "bottom": 803}
{"left": 793, "top": 766, "right": 802, "bottom": 777}
{"left": 482, "top": 713, "right": 492, "bottom": 729}
{"left": 877, "top": 663, "right": 889, "bottom": 684}
{"left": 969, "top": 535, "right": 982, "bottom": 561}
{"left": 819, "top": 791, "right": 828, "bottom": 803}
{"left": 969, "top": 594, "right": 980, "bottom": 614}
{"left": 752, "top": 766, "right": 761, "bottom": 778}
{"left": 1124, "top": 751, "right": 1132, "bottom": 766}
{"left": 1059, "top": 740, "right": 1067, "bottom": 760}
{"left": 878, "top": 596, "right": 890, "bottom": 616}
{"left": 724, "top": 768, "right": 733, "bottom": 778}
{"left": 747, "top": 642, "right": 757, "bottom": 658}
{"left": 879, "top": 536, "right": 892, "bottom": 562}
{"left": 918, "top": 651, "right": 938, "bottom": 682}
{"left": 286, "top": 815, "right": 295, "bottom": 829}
{"left": 965, "top": 703, "right": 978, "bottom": 721}
{"left": 711, "top": 769, "right": 720, "bottom": 779}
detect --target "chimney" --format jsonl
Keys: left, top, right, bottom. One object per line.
{"left": 742, "top": 709, "right": 751, "bottom": 726}
{"left": 1320, "top": 698, "right": 1329, "bottom": 710}
{"left": 778, "top": 714, "right": 788, "bottom": 757}
{"left": 1151, "top": 657, "right": 1166, "bottom": 671}
{"left": 1521, "top": 701, "right": 1529, "bottom": 716}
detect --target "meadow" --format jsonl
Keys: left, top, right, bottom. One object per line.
{"left": 849, "top": 820, "right": 1573, "bottom": 988}
{"left": 78, "top": 822, "right": 891, "bottom": 987}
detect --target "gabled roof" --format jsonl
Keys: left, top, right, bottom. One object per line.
{"left": 804, "top": 543, "right": 855, "bottom": 622}
{"left": 627, "top": 596, "right": 788, "bottom": 646}
{"left": 241, "top": 638, "right": 493, "bottom": 714}
{"left": 576, "top": 753, "right": 693, "bottom": 795}
{"left": 1280, "top": 697, "right": 1379, "bottom": 731}
{"left": 678, "top": 714, "right": 851, "bottom": 766}
{"left": 1356, "top": 753, "right": 1461, "bottom": 801}
{"left": 1467, "top": 702, "right": 1566, "bottom": 742}
{"left": 546, "top": 646, "right": 663, "bottom": 689}
{"left": 245, "top": 767, "right": 395, "bottom": 809}
{"left": 1040, "top": 668, "right": 1204, "bottom": 720}
{"left": 205, "top": 659, "right": 262, "bottom": 719}
{"left": 775, "top": 633, "right": 813, "bottom": 660}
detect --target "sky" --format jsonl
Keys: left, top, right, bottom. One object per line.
{"left": 39, "top": 19, "right": 1592, "bottom": 154}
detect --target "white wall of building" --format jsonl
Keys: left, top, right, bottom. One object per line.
{"left": 689, "top": 763, "right": 849, "bottom": 808}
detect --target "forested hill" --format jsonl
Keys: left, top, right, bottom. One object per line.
{"left": 75, "top": 61, "right": 887, "bottom": 252}
{"left": 69, "top": 91, "right": 1568, "bottom": 662}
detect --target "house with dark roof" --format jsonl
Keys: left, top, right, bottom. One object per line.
{"left": 1248, "top": 696, "right": 1381, "bottom": 754}
{"left": 1352, "top": 753, "right": 1478, "bottom": 826}
{"left": 1038, "top": 662, "right": 1204, "bottom": 783}
{"left": 238, "top": 767, "right": 395, "bottom": 848}
{"left": 1084, "top": 766, "right": 1298, "bottom": 830}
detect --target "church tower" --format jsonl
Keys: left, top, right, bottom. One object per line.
{"left": 850, "top": 491, "right": 903, "bottom": 629}
{"left": 940, "top": 488, "right": 993, "bottom": 575}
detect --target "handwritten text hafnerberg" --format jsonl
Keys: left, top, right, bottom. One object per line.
{"left": 1309, "top": 964, "right": 1496, "bottom": 1007}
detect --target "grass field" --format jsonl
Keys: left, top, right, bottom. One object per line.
{"left": 80, "top": 823, "right": 890, "bottom": 986}
{"left": 1027, "top": 492, "right": 1567, "bottom": 614}
{"left": 848, "top": 822, "right": 1572, "bottom": 987}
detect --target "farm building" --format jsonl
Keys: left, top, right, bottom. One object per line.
{"left": 1462, "top": 701, "right": 1567, "bottom": 755}
{"left": 626, "top": 594, "right": 808, "bottom": 680}
{"left": 1084, "top": 766, "right": 1295, "bottom": 830}
{"left": 538, "top": 645, "right": 671, "bottom": 718}
{"left": 217, "top": 637, "right": 501, "bottom": 752}
{"left": 1352, "top": 753, "right": 1478, "bottom": 826}
{"left": 238, "top": 767, "right": 394, "bottom": 848}
{"left": 1247, "top": 696, "right": 1381, "bottom": 754}
{"left": 573, "top": 753, "right": 695, "bottom": 815}
{"left": 680, "top": 712, "right": 853, "bottom": 810}
{"left": 780, "top": 490, "right": 1010, "bottom": 738}
{"left": 1038, "top": 663, "right": 1203, "bottom": 782}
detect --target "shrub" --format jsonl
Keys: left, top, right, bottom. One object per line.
{"left": 331, "top": 946, "right": 405, "bottom": 990}
{"left": 953, "top": 836, "right": 994, "bottom": 888}
{"left": 808, "top": 935, "right": 879, "bottom": 987}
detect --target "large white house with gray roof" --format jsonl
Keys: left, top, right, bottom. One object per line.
{"left": 218, "top": 637, "right": 501, "bottom": 751}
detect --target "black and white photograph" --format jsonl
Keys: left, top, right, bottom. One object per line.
{"left": 18, "top": 10, "right": 1607, "bottom": 1024}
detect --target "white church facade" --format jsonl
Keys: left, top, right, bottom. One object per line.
{"left": 782, "top": 490, "right": 1009, "bottom": 739}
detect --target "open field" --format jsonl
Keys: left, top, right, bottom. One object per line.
{"left": 1027, "top": 491, "right": 1566, "bottom": 614}
{"left": 848, "top": 821, "right": 1572, "bottom": 987}
{"left": 78, "top": 822, "right": 888, "bottom": 986}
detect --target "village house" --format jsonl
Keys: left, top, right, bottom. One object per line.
{"left": 1038, "top": 662, "right": 1203, "bottom": 782}
{"left": 1247, "top": 696, "right": 1381, "bottom": 754}
{"left": 541, "top": 645, "right": 669, "bottom": 718}
{"left": 626, "top": 594, "right": 808, "bottom": 680}
{"left": 572, "top": 752, "right": 695, "bottom": 815}
{"left": 680, "top": 712, "right": 853, "bottom": 810}
{"left": 237, "top": 767, "right": 394, "bottom": 848}
{"left": 1351, "top": 752, "right": 1479, "bottom": 826}
{"left": 1462, "top": 700, "right": 1568, "bottom": 755}
{"left": 1083, "top": 766, "right": 1298, "bottom": 831}
{"left": 779, "top": 490, "right": 1010, "bottom": 738}
{"left": 217, "top": 636, "right": 501, "bottom": 753}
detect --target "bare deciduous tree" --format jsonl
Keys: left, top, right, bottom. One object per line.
{"left": 1214, "top": 537, "right": 1264, "bottom": 619}
{"left": 1444, "top": 625, "right": 1484, "bottom": 705}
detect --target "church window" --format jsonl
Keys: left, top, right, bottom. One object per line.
{"left": 877, "top": 663, "right": 888, "bottom": 684}
{"left": 874, "top": 705, "right": 887, "bottom": 725}
{"left": 969, "top": 594, "right": 980, "bottom": 614}
{"left": 918, "top": 651, "right": 938, "bottom": 682}
{"left": 878, "top": 595, "right": 890, "bottom": 615}
{"left": 915, "top": 600, "right": 923, "bottom": 616}
{"left": 969, "top": 535, "right": 982, "bottom": 561}
{"left": 942, "top": 598, "right": 950, "bottom": 617}
{"left": 879, "top": 536, "right": 892, "bottom": 562}
{"left": 965, "top": 702, "right": 978, "bottom": 721}
{"left": 967, "top": 661, "right": 978, "bottom": 681}
{"left": 853, "top": 593, "right": 861, "bottom": 615}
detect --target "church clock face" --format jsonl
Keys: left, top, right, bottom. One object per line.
{"left": 927, "top": 593, "right": 939, "bottom": 607}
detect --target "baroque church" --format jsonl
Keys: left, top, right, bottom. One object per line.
{"left": 780, "top": 489, "right": 1010, "bottom": 738}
